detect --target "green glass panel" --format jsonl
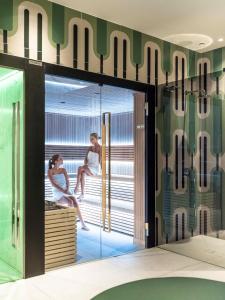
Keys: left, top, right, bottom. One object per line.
{"left": 0, "top": 67, "right": 24, "bottom": 283}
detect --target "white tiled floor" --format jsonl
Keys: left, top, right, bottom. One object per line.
{"left": 160, "top": 235, "right": 225, "bottom": 268}
{"left": 1, "top": 248, "right": 225, "bottom": 300}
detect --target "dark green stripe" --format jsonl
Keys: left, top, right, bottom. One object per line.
{"left": 162, "top": 89, "right": 171, "bottom": 154}
{"left": 24, "top": 9, "right": 29, "bottom": 58}
{"left": 37, "top": 13, "right": 42, "bottom": 60}
{"left": 188, "top": 95, "right": 196, "bottom": 153}
{"left": 213, "top": 95, "right": 222, "bottom": 154}
{"left": 132, "top": 31, "right": 142, "bottom": 65}
{"left": 163, "top": 41, "right": 171, "bottom": 74}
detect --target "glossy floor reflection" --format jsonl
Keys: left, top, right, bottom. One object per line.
{"left": 77, "top": 223, "right": 143, "bottom": 263}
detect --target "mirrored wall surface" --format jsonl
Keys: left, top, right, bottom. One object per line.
{"left": 156, "top": 69, "right": 225, "bottom": 268}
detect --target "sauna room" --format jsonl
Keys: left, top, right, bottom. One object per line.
{"left": 44, "top": 74, "right": 146, "bottom": 269}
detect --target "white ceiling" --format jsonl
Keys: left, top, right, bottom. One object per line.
{"left": 50, "top": 0, "right": 225, "bottom": 52}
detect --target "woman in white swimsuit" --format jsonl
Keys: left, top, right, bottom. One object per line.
{"left": 74, "top": 133, "right": 101, "bottom": 200}
{"left": 48, "top": 154, "right": 89, "bottom": 230}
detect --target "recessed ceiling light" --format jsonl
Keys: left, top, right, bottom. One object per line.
{"left": 218, "top": 38, "right": 224, "bottom": 42}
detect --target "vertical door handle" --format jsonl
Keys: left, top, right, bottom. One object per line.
{"left": 102, "top": 112, "right": 111, "bottom": 232}
{"left": 12, "top": 103, "right": 16, "bottom": 247}
{"left": 12, "top": 101, "right": 20, "bottom": 248}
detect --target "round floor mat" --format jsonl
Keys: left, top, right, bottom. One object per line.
{"left": 92, "top": 277, "right": 225, "bottom": 300}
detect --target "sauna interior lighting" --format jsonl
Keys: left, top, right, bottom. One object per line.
{"left": 45, "top": 80, "right": 87, "bottom": 89}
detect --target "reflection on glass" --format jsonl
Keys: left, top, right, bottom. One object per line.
{"left": 157, "top": 71, "right": 225, "bottom": 268}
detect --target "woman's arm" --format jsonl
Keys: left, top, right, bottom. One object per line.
{"left": 63, "top": 168, "right": 70, "bottom": 191}
{"left": 48, "top": 170, "right": 66, "bottom": 193}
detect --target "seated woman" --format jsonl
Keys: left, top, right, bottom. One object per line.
{"left": 74, "top": 133, "right": 101, "bottom": 200}
{"left": 48, "top": 154, "right": 89, "bottom": 230}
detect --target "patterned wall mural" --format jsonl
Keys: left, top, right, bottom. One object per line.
{"left": 1, "top": 0, "right": 225, "bottom": 245}
{"left": 1, "top": 0, "right": 225, "bottom": 84}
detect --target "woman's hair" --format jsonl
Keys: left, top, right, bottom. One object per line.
{"left": 90, "top": 132, "right": 99, "bottom": 139}
{"left": 49, "top": 154, "right": 60, "bottom": 169}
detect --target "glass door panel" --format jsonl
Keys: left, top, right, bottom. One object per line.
{"left": 0, "top": 66, "right": 24, "bottom": 283}
{"left": 45, "top": 75, "right": 102, "bottom": 264}
{"left": 100, "top": 84, "right": 146, "bottom": 259}
{"left": 44, "top": 75, "right": 145, "bottom": 265}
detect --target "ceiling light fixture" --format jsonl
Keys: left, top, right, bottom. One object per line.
{"left": 45, "top": 80, "right": 87, "bottom": 89}
{"left": 218, "top": 38, "right": 224, "bottom": 42}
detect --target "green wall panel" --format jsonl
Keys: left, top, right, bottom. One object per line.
{"left": 163, "top": 41, "right": 172, "bottom": 74}
{"left": 0, "top": 0, "right": 13, "bottom": 30}
{"left": 97, "top": 18, "right": 107, "bottom": 57}
{"left": 188, "top": 51, "right": 197, "bottom": 78}
{"left": 52, "top": 3, "right": 65, "bottom": 44}
{"left": 132, "top": 31, "right": 142, "bottom": 65}
{"left": 212, "top": 48, "right": 223, "bottom": 78}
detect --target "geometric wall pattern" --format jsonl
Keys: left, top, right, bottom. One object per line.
{"left": 1, "top": 0, "right": 225, "bottom": 246}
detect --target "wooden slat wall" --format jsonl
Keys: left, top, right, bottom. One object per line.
{"left": 134, "top": 93, "right": 146, "bottom": 244}
{"left": 45, "top": 208, "right": 77, "bottom": 271}
{"left": 45, "top": 178, "right": 134, "bottom": 235}
{"left": 45, "top": 145, "right": 134, "bottom": 161}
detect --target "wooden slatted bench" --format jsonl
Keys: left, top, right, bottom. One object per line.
{"left": 45, "top": 206, "right": 77, "bottom": 271}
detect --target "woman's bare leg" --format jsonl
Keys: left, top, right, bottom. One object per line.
{"left": 67, "top": 195, "right": 88, "bottom": 229}
{"left": 74, "top": 166, "right": 83, "bottom": 193}
{"left": 81, "top": 172, "right": 85, "bottom": 195}
{"left": 57, "top": 196, "right": 88, "bottom": 229}
{"left": 75, "top": 165, "right": 93, "bottom": 196}
{"left": 80, "top": 166, "right": 93, "bottom": 195}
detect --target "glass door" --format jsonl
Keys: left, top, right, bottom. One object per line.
{"left": 0, "top": 66, "right": 24, "bottom": 283}
{"left": 45, "top": 76, "right": 103, "bottom": 264}
{"left": 44, "top": 75, "right": 145, "bottom": 265}
{"left": 99, "top": 84, "right": 146, "bottom": 259}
